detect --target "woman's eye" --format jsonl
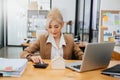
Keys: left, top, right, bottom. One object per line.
{"left": 48, "top": 26, "right": 52, "bottom": 29}
{"left": 54, "top": 25, "right": 59, "bottom": 28}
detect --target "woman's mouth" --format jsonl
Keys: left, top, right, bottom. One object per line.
{"left": 53, "top": 33, "right": 57, "bottom": 35}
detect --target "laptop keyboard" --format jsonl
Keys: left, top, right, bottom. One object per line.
{"left": 72, "top": 65, "right": 81, "bottom": 69}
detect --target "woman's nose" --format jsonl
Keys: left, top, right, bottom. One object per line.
{"left": 51, "top": 28, "right": 56, "bottom": 32}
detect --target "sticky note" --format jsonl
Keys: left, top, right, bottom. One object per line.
{"left": 103, "top": 16, "right": 108, "bottom": 21}
{"left": 5, "top": 67, "right": 13, "bottom": 71}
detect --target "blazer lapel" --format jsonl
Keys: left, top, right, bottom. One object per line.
{"left": 45, "top": 43, "right": 51, "bottom": 59}
{"left": 63, "top": 35, "right": 68, "bottom": 58}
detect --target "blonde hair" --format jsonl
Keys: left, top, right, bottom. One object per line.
{"left": 45, "top": 8, "right": 64, "bottom": 29}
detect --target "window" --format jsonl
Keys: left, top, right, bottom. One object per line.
{"left": 75, "top": 0, "right": 100, "bottom": 43}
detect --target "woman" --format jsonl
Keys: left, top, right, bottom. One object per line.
{"left": 20, "top": 8, "right": 83, "bottom": 63}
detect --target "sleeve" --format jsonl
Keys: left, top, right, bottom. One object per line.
{"left": 73, "top": 42, "right": 84, "bottom": 60}
{"left": 20, "top": 36, "right": 41, "bottom": 58}
{"left": 65, "top": 34, "right": 84, "bottom": 60}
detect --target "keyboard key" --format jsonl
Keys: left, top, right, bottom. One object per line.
{"left": 72, "top": 65, "right": 81, "bottom": 69}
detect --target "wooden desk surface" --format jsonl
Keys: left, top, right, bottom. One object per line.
{"left": 0, "top": 60, "right": 120, "bottom": 80}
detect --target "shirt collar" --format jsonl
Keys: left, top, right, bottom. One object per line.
{"left": 59, "top": 34, "right": 66, "bottom": 46}
{"left": 46, "top": 33, "right": 66, "bottom": 47}
{"left": 46, "top": 34, "right": 54, "bottom": 43}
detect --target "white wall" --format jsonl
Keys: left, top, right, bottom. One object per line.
{"left": 52, "top": 0, "right": 76, "bottom": 33}
{"left": 98, "top": 0, "right": 120, "bottom": 42}
{"left": 100, "top": 0, "right": 120, "bottom": 10}
{"left": 7, "top": 0, "right": 28, "bottom": 45}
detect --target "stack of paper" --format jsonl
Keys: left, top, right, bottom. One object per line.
{"left": 0, "top": 58, "right": 28, "bottom": 77}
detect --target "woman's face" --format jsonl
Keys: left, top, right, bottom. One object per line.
{"left": 47, "top": 20, "right": 63, "bottom": 38}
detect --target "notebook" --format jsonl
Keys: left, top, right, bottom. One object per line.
{"left": 0, "top": 58, "right": 28, "bottom": 71}
{"left": 0, "top": 58, "right": 28, "bottom": 77}
{"left": 65, "top": 42, "right": 115, "bottom": 72}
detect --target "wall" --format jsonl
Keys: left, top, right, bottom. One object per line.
{"left": 100, "top": 0, "right": 120, "bottom": 10}
{"left": 99, "top": 0, "right": 120, "bottom": 42}
{"left": 52, "top": 0, "right": 76, "bottom": 33}
{"left": 7, "top": 0, "right": 28, "bottom": 45}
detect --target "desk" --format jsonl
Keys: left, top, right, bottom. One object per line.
{"left": 0, "top": 60, "right": 120, "bottom": 80}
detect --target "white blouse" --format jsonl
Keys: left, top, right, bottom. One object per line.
{"left": 46, "top": 33, "right": 66, "bottom": 59}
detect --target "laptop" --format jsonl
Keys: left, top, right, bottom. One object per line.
{"left": 65, "top": 42, "right": 115, "bottom": 72}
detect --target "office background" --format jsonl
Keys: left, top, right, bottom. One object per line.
{"left": 0, "top": 1, "right": 120, "bottom": 79}
{"left": 0, "top": 0, "right": 120, "bottom": 47}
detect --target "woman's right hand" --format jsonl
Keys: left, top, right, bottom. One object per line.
{"left": 29, "top": 56, "right": 43, "bottom": 63}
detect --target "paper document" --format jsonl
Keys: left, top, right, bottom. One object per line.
{"left": 0, "top": 58, "right": 28, "bottom": 77}
{"left": 0, "top": 58, "right": 27, "bottom": 71}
